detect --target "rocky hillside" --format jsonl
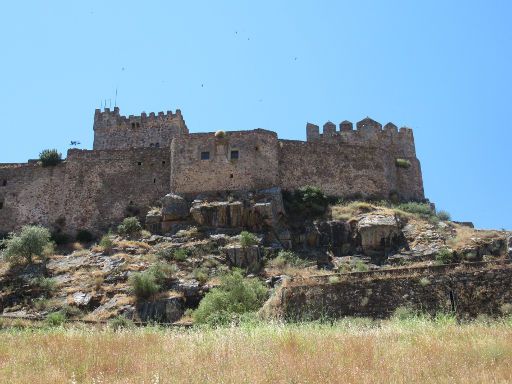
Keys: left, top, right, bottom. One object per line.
{"left": 0, "top": 190, "right": 510, "bottom": 325}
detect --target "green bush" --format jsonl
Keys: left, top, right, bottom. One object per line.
{"left": 99, "top": 234, "right": 114, "bottom": 252}
{"left": 108, "top": 315, "right": 134, "bottom": 330}
{"left": 354, "top": 260, "right": 369, "bottom": 272}
{"left": 192, "top": 270, "right": 267, "bottom": 325}
{"left": 239, "top": 231, "right": 259, "bottom": 247}
{"left": 436, "top": 248, "right": 455, "bottom": 265}
{"left": 284, "top": 186, "right": 328, "bottom": 218}
{"left": 129, "top": 270, "right": 163, "bottom": 300}
{"left": 76, "top": 230, "right": 94, "bottom": 243}
{"left": 117, "top": 217, "right": 142, "bottom": 237}
{"left": 193, "top": 268, "right": 209, "bottom": 284}
{"left": 31, "top": 277, "right": 57, "bottom": 295}
{"left": 146, "top": 262, "right": 177, "bottom": 285}
{"left": 436, "top": 210, "right": 451, "bottom": 221}
{"left": 45, "top": 311, "right": 66, "bottom": 327}
{"left": 395, "top": 158, "right": 411, "bottom": 168}
{"left": 1, "top": 225, "right": 52, "bottom": 264}
{"left": 396, "top": 202, "right": 433, "bottom": 216}
{"left": 270, "top": 250, "right": 308, "bottom": 268}
{"left": 39, "top": 149, "right": 62, "bottom": 167}
{"left": 159, "top": 247, "right": 189, "bottom": 262}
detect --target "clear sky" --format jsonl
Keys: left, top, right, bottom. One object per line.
{"left": 0, "top": 1, "right": 510, "bottom": 230}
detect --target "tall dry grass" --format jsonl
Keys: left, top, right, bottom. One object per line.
{"left": 0, "top": 319, "right": 512, "bottom": 383}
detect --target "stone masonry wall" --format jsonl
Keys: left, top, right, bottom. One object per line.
{"left": 170, "top": 130, "right": 280, "bottom": 195}
{"left": 0, "top": 148, "right": 171, "bottom": 234}
{"left": 278, "top": 140, "right": 424, "bottom": 201}
{"left": 271, "top": 263, "right": 512, "bottom": 320}
{"left": 93, "top": 107, "right": 188, "bottom": 150}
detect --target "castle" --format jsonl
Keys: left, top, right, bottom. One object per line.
{"left": 0, "top": 107, "right": 424, "bottom": 234}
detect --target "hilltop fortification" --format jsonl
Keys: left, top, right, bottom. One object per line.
{"left": 0, "top": 108, "right": 424, "bottom": 234}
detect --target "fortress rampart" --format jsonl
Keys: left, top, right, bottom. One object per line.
{"left": 0, "top": 108, "right": 425, "bottom": 234}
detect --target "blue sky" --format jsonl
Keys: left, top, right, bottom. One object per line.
{"left": 0, "top": 1, "right": 510, "bottom": 229}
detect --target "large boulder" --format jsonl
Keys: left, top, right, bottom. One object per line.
{"left": 161, "top": 194, "right": 189, "bottom": 221}
{"left": 356, "top": 214, "right": 402, "bottom": 254}
{"left": 136, "top": 297, "right": 184, "bottom": 323}
{"left": 223, "top": 245, "right": 264, "bottom": 273}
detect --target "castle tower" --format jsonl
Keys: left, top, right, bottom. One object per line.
{"left": 93, "top": 107, "right": 189, "bottom": 150}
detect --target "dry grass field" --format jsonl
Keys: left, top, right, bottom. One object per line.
{"left": 1, "top": 317, "right": 512, "bottom": 384}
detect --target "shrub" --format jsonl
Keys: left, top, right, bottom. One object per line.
{"left": 45, "top": 311, "right": 66, "bottom": 327}
{"left": 129, "top": 271, "right": 161, "bottom": 300}
{"left": 193, "top": 268, "right": 209, "bottom": 284}
{"left": 284, "top": 186, "right": 328, "bottom": 217}
{"left": 396, "top": 202, "right": 433, "bottom": 216}
{"left": 31, "top": 277, "right": 57, "bottom": 295}
{"left": 354, "top": 260, "right": 369, "bottom": 272}
{"left": 436, "top": 210, "right": 451, "bottom": 221}
{"left": 117, "top": 217, "right": 142, "bottom": 237}
{"left": 392, "top": 306, "right": 420, "bottom": 321}
{"left": 419, "top": 277, "right": 431, "bottom": 286}
{"left": 239, "top": 231, "right": 259, "bottom": 247}
{"left": 192, "top": 269, "right": 267, "bottom": 325}
{"left": 172, "top": 248, "right": 189, "bottom": 261}
{"left": 1, "top": 225, "right": 52, "bottom": 264}
{"left": 328, "top": 275, "right": 341, "bottom": 284}
{"left": 76, "top": 230, "right": 94, "bottom": 243}
{"left": 436, "top": 248, "right": 455, "bottom": 265}
{"left": 109, "top": 315, "right": 134, "bottom": 330}
{"left": 270, "top": 250, "right": 308, "bottom": 268}
{"left": 146, "top": 262, "right": 177, "bottom": 285}
{"left": 98, "top": 234, "right": 114, "bottom": 253}
{"left": 39, "top": 149, "right": 62, "bottom": 167}
{"left": 395, "top": 158, "right": 411, "bottom": 168}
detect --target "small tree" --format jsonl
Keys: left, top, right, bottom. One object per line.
{"left": 239, "top": 231, "right": 259, "bottom": 247}
{"left": 1, "top": 225, "right": 52, "bottom": 264}
{"left": 117, "top": 217, "right": 142, "bottom": 237}
{"left": 39, "top": 149, "right": 62, "bottom": 167}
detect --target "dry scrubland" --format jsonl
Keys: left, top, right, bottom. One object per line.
{"left": 1, "top": 319, "right": 512, "bottom": 384}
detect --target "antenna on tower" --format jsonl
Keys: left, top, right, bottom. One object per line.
{"left": 114, "top": 88, "right": 118, "bottom": 108}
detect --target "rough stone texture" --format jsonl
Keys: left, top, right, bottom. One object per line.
{"left": 508, "top": 235, "right": 512, "bottom": 259}
{"left": 263, "top": 262, "right": 512, "bottom": 320}
{"left": 93, "top": 107, "right": 188, "bottom": 150}
{"left": 161, "top": 194, "right": 189, "bottom": 221}
{"left": 136, "top": 297, "right": 184, "bottom": 323}
{"left": 357, "top": 215, "right": 401, "bottom": 252}
{"left": 0, "top": 108, "right": 425, "bottom": 234}
{"left": 223, "top": 245, "right": 263, "bottom": 273}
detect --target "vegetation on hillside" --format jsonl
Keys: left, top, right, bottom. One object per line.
{"left": 1, "top": 225, "right": 53, "bottom": 264}
{"left": 39, "top": 149, "right": 62, "bottom": 167}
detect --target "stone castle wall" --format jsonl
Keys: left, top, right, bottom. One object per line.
{"left": 0, "top": 148, "right": 170, "bottom": 234}
{"left": 0, "top": 109, "right": 425, "bottom": 234}
{"left": 170, "top": 130, "right": 280, "bottom": 195}
{"left": 93, "top": 107, "right": 188, "bottom": 150}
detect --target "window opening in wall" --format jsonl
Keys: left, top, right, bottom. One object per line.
{"left": 153, "top": 178, "right": 156, "bottom": 183}
{"left": 137, "top": 162, "right": 142, "bottom": 166}
{"left": 0, "top": 202, "right": 3, "bottom": 209}
{"left": 155, "top": 143, "right": 160, "bottom": 148}
{"left": 230, "top": 173, "right": 233, "bottom": 178}
{"left": 230, "top": 150, "right": 239, "bottom": 160}
{"left": 131, "top": 122, "right": 136, "bottom": 129}
{"left": 201, "top": 151, "right": 210, "bottom": 160}
{"left": 1, "top": 180, "right": 6, "bottom": 186}
{"left": 136, "top": 122, "right": 140, "bottom": 128}
{"left": 255, "top": 146, "right": 259, "bottom": 151}
{"left": 162, "top": 161, "right": 166, "bottom": 165}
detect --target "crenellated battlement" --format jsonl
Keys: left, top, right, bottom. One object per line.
{"left": 93, "top": 107, "right": 188, "bottom": 150}
{"left": 306, "top": 117, "right": 416, "bottom": 157}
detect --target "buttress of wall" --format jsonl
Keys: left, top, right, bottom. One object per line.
{"left": 0, "top": 148, "right": 171, "bottom": 234}
{"left": 170, "top": 130, "right": 279, "bottom": 195}
{"left": 278, "top": 140, "right": 424, "bottom": 201}
{"left": 93, "top": 107, "right": 188, "bottom": 150}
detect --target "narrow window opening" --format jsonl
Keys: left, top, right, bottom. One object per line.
{"left": 230, "top": 174, "right": 234, "bottom": 178}
{"left": 137, "top": 162, "right": 142, "bottom": 166}
{"left": 136, "top": 122, "right": 140, "bottom": 128}
{"left": 153, "top": 178, "right": 156, "bottom": 183}
{"left": 255, "top": 146, "right": 259, "bottom": 151}
{"left": 201, "top": 151, "right": 210, "bottom": 160}
{"left": 230, "top": 150, "right": 239, "bottom": 160}
{"left": 162, "top": 161, "right": 166, "bottom": 165}
{"left": 1, "top": 180, "right": 6, "bottom": 186}
{"left": 0, "top": 202, "right": 4, "bottom": 209}
{"left": 131, "top": 122, "right": 136, "bottom": 129}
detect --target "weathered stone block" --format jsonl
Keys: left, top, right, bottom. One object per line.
{"left": 223, "top": 245, "right": 263, "bottom": 273}
{"left": 162, "top": 194, "right": 189, "bottom": 221}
